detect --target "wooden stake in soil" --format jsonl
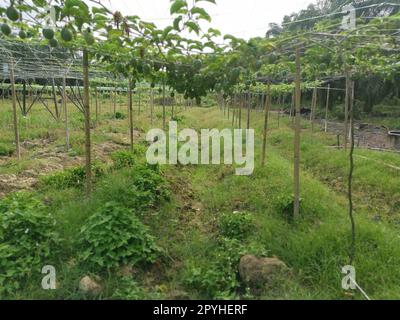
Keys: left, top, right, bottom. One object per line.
{"left": 294, "top": 47, "right": 302, "bottom": 218}
{"left": 51, "top": 78, "right": 60, "bottom": 120}
{"left": 247, "top": 91, "right": 251, "bottom": 131}
{"left": 238, "top": 93, "right": 242, "bottom": 128}
{"left": 22, "top": 80, "right": 27, "bottom": 116}
{"left": 310, "top": 84, "right": 317, "bottom": 132}
{"left": 138, "top": 86, "right": 141, "bottom": 114}
{"left": 128, "top": 79, "right": 134, "bottom": 150}
{"left": 63, "top": 77, "right": 70, "bottom": 151}
{"left": 261, "top": 87, "right": 271, "bottom": 166}
{"left": 95, "top": 87, "right": 99, "bottom": 126}
{"left": 150, "top": 88, "right": 154, "bottom": 125}
{"left": 344, "top": 70, "right": 350, "bottom": 150}
{"left": 324, "top": 84, "right": 331, "bottom": 132}
{"left": 278, "top": 94, "right": 282, "bottom": 129}
{"left": 9, "top": 58, "right": 21, "bottom": 160}
{"left": 113, "top": 87, "right": 117, "bottom": 117}
{"left": 162, "top": 80, "right": 166, "bottom": 131}
{"left": 82, "top": 49, "right": 92, "bottom": 197}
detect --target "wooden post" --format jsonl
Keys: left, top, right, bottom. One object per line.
{"left": 9, "top": 58, "right": 21, "bottom": 160}
{"left": 138, "top": 85, "right": 141, "bottom": 114}
{"left": 290, "top": 90, "right": 295, "bottom": 126}
{"left": 22, "top": 80, "right": 27, "bottom": 116}
{"left": 128, "top": 79, "right": 134, "bottom": 150}
{"left": 278, "top": 94, "right": 282, "bottom": 128}
{"left": 261, "top": 89, "right": 270, "bottom": 166}
{"left": 162, "top": 80, "right": 166, "bottom": 131}
{"left": 51, "top": 78, "right": 60, "bottom": 120}
{"left": 310, "top": 85, "right": 317, "bottom": 132}
{"left": 238, "top": 93, "right": 242, "bottom": 128}
{"left": 294, "top": 47, "right": 302, "bottom": 218}
{"left": 232, "top": 102, "right": 235, "bottom": 127}
{"left": 247, "top": 91, "right": 251, "bottom": 131}
{"left": 344, "top": 70, "right": 350, "bottom": 150}
{"left": 171, "top": 94, "right": 175, "bottom": 120}
{"left": 83, "top": 49, "right": 92, "bottom": 197}
{"left": 113, "top": 87, "right": 117, "bottom": 117}
{"left": 95, "top": 87, "right": 99, "bottom": 126}
{"left": 63, "top": 77, "right": 70, "bottom": 151}
{"left": 324, "top": 84, "right": 331, "bottom": 132}
{"left": 150, "top": 88, "right": 154, "bottom": 125}
{"left": 227, "top": 96, "right": 230, "bottom": 120}
{"left": 109, "top": 88, "right": 113, "bottom": 114}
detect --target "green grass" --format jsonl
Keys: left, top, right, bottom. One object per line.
{"left": 0, "top": 98, "right": 400, "bottom": 300}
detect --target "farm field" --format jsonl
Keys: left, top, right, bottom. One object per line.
{"left": 1, "top": 0, "right": 400, "bottom": 303}
{"left": 0, "top": 97, "right": 399, "bottom": 300}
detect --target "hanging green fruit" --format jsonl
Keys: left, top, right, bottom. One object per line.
{"left": 6, "top": 6, "right": 19, "bottom": 22}
{"left": 49, "top": 38, "right": 59, "bottom": 48}
{"left": 1, "top": 24, "right": 12, "bottom": 36}
{"left": 61, "top": 27, "right": 73, "bottom": 42}
{"left": 43, "top": 28, "right": 55, "bottom": 40}
{"left": 19, "top": 30, "right": 27, "bottom": 39}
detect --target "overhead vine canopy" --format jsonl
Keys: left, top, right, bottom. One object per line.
{"left": 0, "top": 0, "right": 227, "bottom": 102}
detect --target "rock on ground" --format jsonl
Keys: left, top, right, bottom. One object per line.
{"left": 239, "top": 255, "right": 288, "bottom": 287}
{"left": 79, "top": 276, "right": 103, "bottom": 295}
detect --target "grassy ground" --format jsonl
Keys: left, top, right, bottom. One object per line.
{"left": 0, "top": 97, "right": 399, "bottom": 300}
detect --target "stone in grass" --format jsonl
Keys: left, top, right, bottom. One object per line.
{"left": 79, "top": 276, "right": 103, "bottom": 295}
{"left": 239, "top": 255, "right": 288, "bottom": 288}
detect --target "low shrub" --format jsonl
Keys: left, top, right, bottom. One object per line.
{"left": 0, "top": 193, "right": 60, "bottom": 296}
{"left": 184, "top": 238, "right": 241, "bottom": 299}
{"left": 0, "top": 143, "right": 13, "bottom": 157}
{"left": 219, "top": 211, "right": 253, "bottom": 240}
{"left": 114, "top": 112, "right": 126, "bottom": 120}
{"left": 78, "top": 203, "right": 160, "bottom": 271}
{"left": 40, "top": 163, "right": 106, "bottom": 189}
{"left": 97, "top": 164, "right": 170, "bottom": 211}
{"left": 111, "top": 144, "right": 147, "bottom": 169}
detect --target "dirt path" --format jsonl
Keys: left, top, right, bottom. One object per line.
{"left": 0, "top": 131, "right": 141, "bottom": 198}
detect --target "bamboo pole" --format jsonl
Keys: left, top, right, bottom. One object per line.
{"left": 294, "top": 47, "right": 302, "bottom": 218}
{"left": 150, "top": 88, "right": 154, "bottom": 125}
{"left": 83, "top": 49, "right": 92, "bottom": 197}
{"left": 324, "top": 84, "right": 331, "bottom": 132}
{"left": 344, "top": 70, "right": 350, "bottom": 150}
{"left": 261, "top": 88, "right": 271, "bottom": 166}
{"left": 247, "top": 91, "right": 251, "bottom": 131}
{"left": 63, "top": 77, "right": 70, "bottom": 151}
{"left": 95, "top": 87, "right": 99, "bottom": 126}
{"left": 310, "top": 85, "right": 317, "bottom": 132}
{"left": 238, "top": 93, "right": 242, "bottom": 128}
{"left": 162, "top": 80, "right": 166, "bottom": 131}
{"left": 9, "top": 58, "right": 21, "bottom": 160}
{"left": 128, "top": 79, "right": 134, "bottom": 150}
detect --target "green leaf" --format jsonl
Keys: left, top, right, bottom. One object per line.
{"left": 173, "top": 16, "right": 183, "bottom": 31}
{"left": 170, "top": 0, "right": 187, "bottom": 15}
{"left": 186, "top": 21, "right": 200, "bottom": 34}
{"left": 191, "top": 7, "right": 211, "bottom": 22}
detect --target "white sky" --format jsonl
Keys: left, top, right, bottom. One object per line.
{"left": 105, "top": 0, "right": 317, "bottom": 39}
